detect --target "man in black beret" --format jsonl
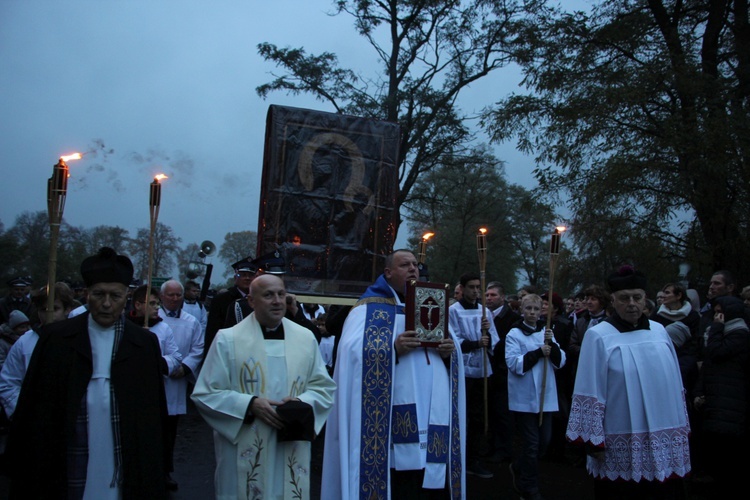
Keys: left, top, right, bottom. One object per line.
{"left": 566, "top": 265, "right": 691, "bottom": 499}
{"left": 6, "top": 247, "right": 169, "bottom": 499}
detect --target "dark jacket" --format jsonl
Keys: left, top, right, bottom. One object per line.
{"left": 6, "top": 313, "right": 169, "bottom": 499}
{"left": 204, "top": 286, "right": 244, "bottom": 361}
{"left": 651, "top": 306, "right": 701, "bottom": 395}
{"left": 490, "top": 305, "right": 521, "bottom": 375}
{"left": 694, "top": 296, "right": 750, "bottom": 437}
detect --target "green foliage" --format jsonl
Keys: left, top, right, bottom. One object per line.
{"left": 482, "top": 0, "right": 750, "bottom": 285}
{"left": 404, "top": 146, "right": 523, "bottom": 289}
{"left": 217, "top": 231, "right": 257, "bottom": 280}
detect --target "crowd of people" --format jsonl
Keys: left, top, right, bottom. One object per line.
{"left": 0, "top": 247, "right": 748, "bottom": 499}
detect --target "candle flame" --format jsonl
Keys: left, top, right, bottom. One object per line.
{"left": 555, "top": 225, "right": 567, "bottom": 233}
{"left": 60, "top": 153, "right": 82, "bottom": 162}
{"left": 154, "top": 174, "right": 168, "bottom": 181}
{"left": 479, "top": 227, "right": 488, "bottom": 235}
{"left": 422, "top": 232, "right": 435, "bottom": 241}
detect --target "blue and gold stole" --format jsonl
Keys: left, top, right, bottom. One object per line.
{"left": 356, "top": 275, "right": 462, "bottom": 499}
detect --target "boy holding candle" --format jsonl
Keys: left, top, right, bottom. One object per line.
{"left": 506, "top": 293, "right": 565, "bottom": 500}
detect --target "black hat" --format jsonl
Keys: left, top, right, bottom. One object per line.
{"left": 129, "top": 278, "right": 142, "bottom": 289}
{"left": 7, "top": 277, "right": 27, "bottom": 288}
{"left": 232, "top": 256, "right": 257, "bottom": 274}
{"left": 607, "top": 265, "right": 647, "bottom": 292}
{"left": 80, "top": 247, "right": 134, "bottom": 287}
{"left": 255, "top": 250, "right": 285, "bottom": 275}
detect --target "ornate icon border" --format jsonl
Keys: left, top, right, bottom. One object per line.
{"left": 405, "top": 280, "right": 450, "bottom": 347}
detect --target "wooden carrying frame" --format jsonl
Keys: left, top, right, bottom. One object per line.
{"left": 405, "top": 280, "right": 450, "bottom": 347}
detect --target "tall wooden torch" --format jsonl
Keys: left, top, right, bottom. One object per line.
{"left": 144, "top": 174, "right": 167, "bottom": 327}
{"left": 46, "top": 153, "right": 81, "bottom": 324}
{"left": 476, "top": 227, "right": 489, "bottom": 434}
{"left": 417, "top": 232, "right": 434, "bottom": 280}
{"left": 539, "top": 225, "right": 566, "bottom": 425}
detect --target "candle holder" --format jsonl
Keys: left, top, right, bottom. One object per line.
{"left": 144, "top": 174, "right": 167, "bottom": 327}
{"left": 475, "top": 227, "right": 489, "bottom": 434}
{"left": 46, "top": 153, "right": 81, "bottom": 324}
{"left": 539, "top": 224, "right": 566, "bottom": 425}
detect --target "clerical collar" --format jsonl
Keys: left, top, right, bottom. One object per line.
{"left": 262, "top": 322, "right": 284, "bottom": 340}
{"left": 606, "top": 312, "right": 651, "bottom": 332}
{"left": 459, "top": 298, "right": 478, "bottom": 310}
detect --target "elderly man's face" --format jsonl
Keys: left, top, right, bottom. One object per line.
{"left": 249, "top": 274, "right": 287, "bottom": 328}
{"left": 161, "top": 283, "right": 184, "bottom": 311}
{"left": 87, "top": 282, "right": 128, "bottom": 328}
{"left": 612, "top": 288, "right": 646, "bottom": 326}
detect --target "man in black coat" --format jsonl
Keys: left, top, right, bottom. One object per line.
{"left": 486, "top": 281, "right": 521, "bottom": 463}
{"left": 6, "top": 247, "right": 169, "bottom": 499}
{"left": 203, "top": 256, "right": 256, "bottom": 362}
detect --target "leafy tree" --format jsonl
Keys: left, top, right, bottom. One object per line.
{"left": 0, "top": 219, "right": 24, "bottom": 293}
{"left": 217, "top": 231, "right": 257, "bottom": 279}
{"left": 404, "top": 146, "right": 521, "bottom": 289}
{"left": 86, "top": 225, "right": 131, "bottom": 254}
{"left": 5, "top": 211, "right": 50, "bottom": 290}
{"left": 128, "top": 223, "right": 182, "bottom": 280}
{"left": 257, "top": 0, "right": 542, "bottom": 236}
{"left": 504, "top": 184, "right": 558, "bottom": 290}
{"left": 482, "top": 0, "right": 750, "bottom": 285}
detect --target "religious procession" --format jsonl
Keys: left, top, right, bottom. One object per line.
{"left": 1, "top": 103, "right": 747, "bottom": 500}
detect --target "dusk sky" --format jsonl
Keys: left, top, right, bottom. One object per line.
{"left": 1, "top": 0, "right": 554, "bottom": 272}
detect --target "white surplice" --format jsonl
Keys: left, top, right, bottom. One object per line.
{"left": 448, "top": 301, "right": 499, "bottom": 378}
{"left": 566, "top": 320, "right": 691, "bottom": 482}
{"left": 159, "top": 308, "right": 203, "bottom": 415}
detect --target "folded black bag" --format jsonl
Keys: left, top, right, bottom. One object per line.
{"left": 276, "top": 400, "right": 315, "bottom": 442}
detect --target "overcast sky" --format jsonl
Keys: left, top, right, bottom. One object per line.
{"left": 0, "top": 0, "right": 553, "bottom": 270}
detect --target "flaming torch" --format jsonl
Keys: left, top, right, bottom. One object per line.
{"left": 476, "top": 227, "right": 490, "bottom": 434}
{"left": 144, "top": 174, "right": 167, "bottom": 327}
{"left": 539, "top": 225, "right": 566, "bottom": 425}
{"left": 46, "top": 153, "right": 81, "bottom": 324}
{"left": 417, "top": 232, "right": 434, "bottom": 281}
{"left": 417, "top": 232, "right": 434, "bottom": 264}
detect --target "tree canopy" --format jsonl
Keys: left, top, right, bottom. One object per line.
{"left": 482, "top": 0, "right": 750, "bottom": 285}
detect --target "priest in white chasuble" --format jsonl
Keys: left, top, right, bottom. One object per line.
{"left": 192, "top": 274, "right": 335, "bottom": 500}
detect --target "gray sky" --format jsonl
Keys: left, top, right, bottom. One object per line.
{"left": 1, "top": 0, "right": 544, "bottom": 269}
